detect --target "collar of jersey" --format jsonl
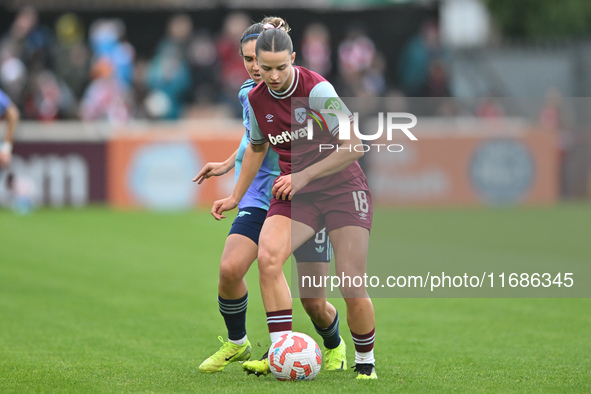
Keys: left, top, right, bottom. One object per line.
{"left": 268, "top": 67, "right": 299, "bottom": 99}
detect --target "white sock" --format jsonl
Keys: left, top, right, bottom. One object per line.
{"left": 229, "top": 335, "right": 247, "bottom": 346}
{"left": 270, "top": 330, "right": 291, "bottom": 343}
{"left": 355, "top": 350, "right": 375, "bottom": 365}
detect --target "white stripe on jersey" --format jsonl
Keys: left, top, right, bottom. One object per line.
{"left": 268, "top": 67, "right": 300, "bottom": 99}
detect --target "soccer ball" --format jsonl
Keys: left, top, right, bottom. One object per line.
{"left": 268, "top": 332, "right": 322, "bottom": 381}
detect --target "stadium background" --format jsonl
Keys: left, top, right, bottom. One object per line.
{"left": 1, "top": 0, "right": 590, "bottom": 208}
{"left": 1, "top": 0, "right": 590, "bottom": 392}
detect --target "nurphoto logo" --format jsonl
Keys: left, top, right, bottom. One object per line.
{"left": 305, "top": 106, "right": 418, "bottom": 153}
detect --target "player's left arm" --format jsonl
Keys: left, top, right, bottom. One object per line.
{"left": 0, "top": 102, "right": 19, "bottom": 168}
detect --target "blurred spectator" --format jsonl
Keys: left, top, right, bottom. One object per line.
{"left": 301, "top": 23, "right": 332, "bottom": 77}
{"left": 2, "top": 6, "right": 54, "bottom": 74}
{"left": 362, "top": 51, "right": 387, "bottom": 96}
{"left": 80, "top": 58, "right": 130, "bottom": 123}
{"left": 146, "top": 43, "right": 191, "bottom": 120}
{"left": 188, "top": 29, "right": 217, "bottom": 105}
{"left": 157, "top": 14, "right": 193, "bottom": 59}
{"left": 338, "top": 27, "right": 375, "bottom": 75}
{"left": 142, "top": 14, "right": 193, "bottom": 119}
{"left": 52, "top": 13, "right": 91, "bottom": 101}
{"left": 23, "top": 69, "right": 75, "bottom": 120}
{"left": 130, "top": 58, "right": 150, "bottom": 119}
{"left": 426, "top": 59, "right": 450, "bottom": 97}
{"left": 0, "top": 48, "right": 28, "bottom": 109}
{"left": 397, "top": 20, "right": 449, "bottom": 97}
{"left": 336, "top": 27, "right": 378, "bottom": 97}
{"left": 215, "top": 12, "right": 250, "bottom": 117}
{"left": 89, "top": 18, "right": 135, "bottom": 88}
{"left": 0, "top": 6, "right": 54, "bottom": 112}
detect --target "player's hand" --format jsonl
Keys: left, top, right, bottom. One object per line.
{"left": 273, "top": 172, "right": 311, "bottom": 200}
{"left": 0, "top": 151, "right": 11, "bottom": 169}
{"left": 272, "top": 174, "right": 292, "bottom": 201}
{"left": 211, "top": 196, "right": 238, "bottom": 220}
{"left": 192, "top": 162, "right": 228, "bottom": 184}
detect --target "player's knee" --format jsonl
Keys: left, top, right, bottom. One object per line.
{"left": 340, "top": 282, "right": 370, "bottom": 298}
{"left": 300, "top": 298, "right": 326, "bottom": 319}
{"left": 343, "top": 297, "right": 371, "bottom": 309}
{"left": 218, "top": 263, "right": 243, "bottom": 287}
{"left": 257, "top": 247, "right": 286, "bottom": 276}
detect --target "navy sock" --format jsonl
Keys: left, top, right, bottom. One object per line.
{"left": 218, "top": 293, "right": 248, "bottom": 341}
{"left": 312, "top": 311, "right": 341, "bottom": 349}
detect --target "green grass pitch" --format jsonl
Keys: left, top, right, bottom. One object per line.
{"left": 1, "top": 205, "right": 590, "bottom": 392}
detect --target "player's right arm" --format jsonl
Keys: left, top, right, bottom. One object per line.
{"left": 211, "top": 102, "right": 269, "bottom": 220}
{"left": 192, "top": 149, "right": 238, "bottom": 184}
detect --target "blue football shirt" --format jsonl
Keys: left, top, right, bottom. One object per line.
{"left": 236, "top": 79, "right": 280, "bottom": 210}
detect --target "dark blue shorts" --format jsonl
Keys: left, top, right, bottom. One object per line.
{"left": 229, "top": 206, "right": 332, "bottom": 263}
{"left": 293, "top": 228, "right": 333, "bottom": 263}
{"left": 228, "top": 207, "right": 268, "bottom": 245}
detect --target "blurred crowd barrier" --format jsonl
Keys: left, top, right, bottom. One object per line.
{"left": 0, "top": 114, "right": 568, "bottom": 210}
{"left": 0, "top": 119, "right": 244, "bottom": 209}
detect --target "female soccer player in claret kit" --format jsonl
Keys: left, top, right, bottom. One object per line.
{"left": 212, "top": 22, "right": 378, "bottom": 379}
{"left": 194, "top": 17, "right": 348, "bottom": 374}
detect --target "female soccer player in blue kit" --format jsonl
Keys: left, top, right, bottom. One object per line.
{"left": 194, "top": 17, "right": 347, "bottom": 374}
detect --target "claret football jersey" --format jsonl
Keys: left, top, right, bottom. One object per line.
{"left": 248, "top": 66, "right": 366, "bottom": 194}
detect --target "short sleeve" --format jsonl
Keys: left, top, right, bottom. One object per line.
{"left": 238, "top": 80, "right": 256, "bottom": 131}
{"left": 309, "top": 81, "right": 353, "bottom": 136}
{"left": 248, "top": 102, "right": 267, "bottom": 145}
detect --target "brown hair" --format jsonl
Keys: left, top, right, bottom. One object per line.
{"left": 239, "top": 16, "right": 290, "bottom": 56}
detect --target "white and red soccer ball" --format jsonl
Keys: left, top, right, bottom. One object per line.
{"left": 268, "top": 332, "right": 322, "bottom": 381}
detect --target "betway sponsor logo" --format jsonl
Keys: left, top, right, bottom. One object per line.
{"left": 268, "top": 127, "right": 309, "bottom": 145}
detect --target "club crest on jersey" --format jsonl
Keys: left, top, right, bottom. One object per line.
{"left": 294, "top": 107, "right": 329, "bottom": 132}
{"left": 294, "top": 107, "right": 307, "bottom": 124}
